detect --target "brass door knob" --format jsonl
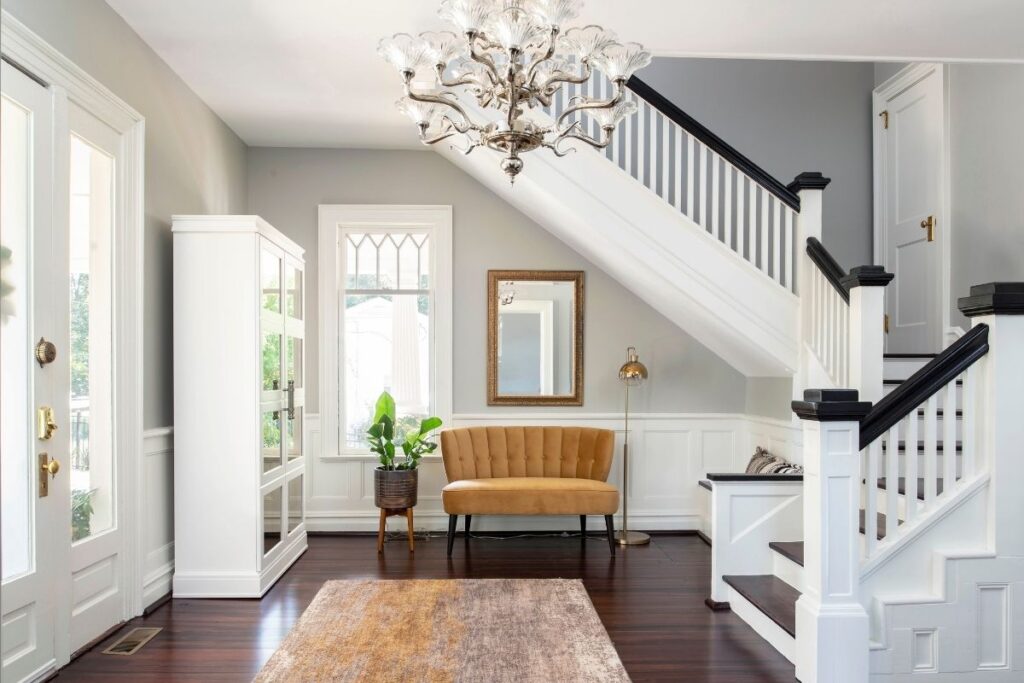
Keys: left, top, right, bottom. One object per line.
{"left": 42, "top": 458, "right": 60, "bottom": 477}
{"left": 35, "top": 337, "right": 57, "bottom": 367}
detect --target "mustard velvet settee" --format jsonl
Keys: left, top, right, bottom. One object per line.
{"left": 439, "top": 426, "right": 620, "bottom": 555}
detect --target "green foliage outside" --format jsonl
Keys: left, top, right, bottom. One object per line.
{"left": 71, "top": 489, "right": 94, "bottom": 542}
{"left": 70, "top": 273, "right": 89, "bottom": 398}
{"left": 366, "top": 391, "right": 441, "bottom": 471}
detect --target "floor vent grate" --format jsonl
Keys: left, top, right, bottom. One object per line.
{"left": 101, "top": 627, "right": 162, "bottom": 656}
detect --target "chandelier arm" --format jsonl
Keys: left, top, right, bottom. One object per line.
{"left": 525, "top": 28, "right": 560, "bottom": 85}
{"left": 555, "top": 80, "right": 625, "bottom": 130}
{"left": 552, "top": 128, "right": 612, "bottom": 153}
{"left": 404, "top": 83, "right": 480, "bottom": 134}
{"left": 466, "top": 32, "right": 501, "bottom": 85}
{"left": 538, "top": 61, "right": 593, "bottom": 92}
{"left": 435, "top": 64, "right": 488, "bottom": 90}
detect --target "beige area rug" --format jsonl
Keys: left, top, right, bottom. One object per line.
{"left": 254, "top": 578, "right": 630, "bottom": 683}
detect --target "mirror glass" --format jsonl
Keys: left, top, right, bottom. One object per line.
{"left": 488, "top": 271, "right": 583, "bottom": 405}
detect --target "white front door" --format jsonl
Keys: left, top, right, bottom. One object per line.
{"left": 1, "top": 59, "right": 129, "bottom": 681}
{"left": 1, "top": 60, "right": 68, "bottom": 683}
{"left": 877, "top": 66, "right": 945, "bottom": 353}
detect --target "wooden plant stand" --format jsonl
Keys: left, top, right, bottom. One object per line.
{"left": 377, "top": 507, "right": 415, "bottom": 553}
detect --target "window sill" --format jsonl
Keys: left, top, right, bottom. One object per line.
{"left": 319, "top": 452, "right": 444, "bottom": 462}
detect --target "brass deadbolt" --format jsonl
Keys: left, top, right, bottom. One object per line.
{"left": 35, "top": 337, "right": 57, "bottom": 367}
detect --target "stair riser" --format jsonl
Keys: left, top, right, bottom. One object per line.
{"left": 771, "top": 552, "right": 805, "bottom": 593}
{"left": 882, "top": 358, "right": 932, "bottom": 381}
{"left": 726, "top": 586, "right": 797, "bottom": 665}
{"left": 882, "top": 383, "right": 962, "bottom": 405}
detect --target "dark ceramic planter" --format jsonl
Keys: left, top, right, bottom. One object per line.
{"left": 374, "top": 468, "right": 418, "bottom": 509}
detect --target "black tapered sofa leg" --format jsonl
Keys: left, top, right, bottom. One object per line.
{"left": 465, "top": 514, "right": 472, "bottom": 539}
{"left": 447, "top": 514, "right": 458, "bottom": 555}
{"left": 604, "top": 515, "right": 616, "bottom": 555}
{"left": 580, "top": 515, "right": 587, "bottom": 539}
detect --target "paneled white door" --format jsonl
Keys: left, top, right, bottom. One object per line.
{"left": 879, "top": 67, "right": 945, "bottom": 353}
{"left": 1, "top": 60, "right": 68, "bottom": 683}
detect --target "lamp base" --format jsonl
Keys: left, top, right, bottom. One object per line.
{"left": 614, "top": 530, "right": 651, "bottom": 546}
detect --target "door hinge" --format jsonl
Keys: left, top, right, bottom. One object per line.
{"left": 879, "top": 110, "right": 889, "bottom": 129}
{"left": 884, "top": 313, "right": 890, "bottom": 334}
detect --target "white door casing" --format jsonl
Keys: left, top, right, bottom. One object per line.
{"left": 874, "top": 64, "right": 948, "bottom": 353}
{"left": 1, "top": 10, "right": 145, "bottom": 680}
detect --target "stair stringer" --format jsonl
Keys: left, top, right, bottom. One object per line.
{"left": 438, "top": 141, "right": 800, "bottom": 377}
{"left": 858, "top": 477, "right": 1024, "bottom": 679}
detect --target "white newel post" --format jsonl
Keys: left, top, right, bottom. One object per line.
{"left": 791, "top": 172, "right": 831, "bottom": 402}
{"left": 958, "top": 283, "right": 1024, "bottom": 557}
{"left": 792, "top": 389, "right": 872, "bottom": 683}
{"left": 843, "top": 267, "right": 893, "bottom": 403}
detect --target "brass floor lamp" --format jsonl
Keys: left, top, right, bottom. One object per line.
{"left": 616, "top": 347, "right": 649, "bottom": 546}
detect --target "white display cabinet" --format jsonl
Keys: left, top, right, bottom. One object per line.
{"left": 171, "top": 215, "right": 307, "bottom": 597}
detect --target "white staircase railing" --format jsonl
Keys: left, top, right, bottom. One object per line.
{"left": 807, "top": 257, "right": 850, "bottom": 388}
{"left": 547, "top": 74, "right": 800, "bottom": 293}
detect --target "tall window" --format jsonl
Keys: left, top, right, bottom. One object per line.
{"left": 341, "top": 230, "right": 431, "bottom": 448}
{"left": 321, "top": 205, "right": 452, "bottom": 457}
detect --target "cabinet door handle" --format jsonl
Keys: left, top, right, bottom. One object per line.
{"left": 920, "top": 215, "right": 935, "bottom": 242}
{"left": 286, "top": 380, "right": 296, "bottom": 420}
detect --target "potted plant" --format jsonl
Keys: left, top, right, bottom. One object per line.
{"left": 367, "top": 391, "right": 442, "bottom": 510}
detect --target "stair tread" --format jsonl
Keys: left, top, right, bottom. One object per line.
{"left": 722, "top": 574, "right": 799, "bottom": 638}
{"left": 881, "top": 440, "right": 962, "bottom": 453}
{"left": 884, "top": 353, "right": 939, "bottom": 359}
{"left": 859, "top": 509, "right": 903, "bottom": 540}
{"left": 884, "top": 378, "right": 963, "bottom": 386}
{"left": 768, "top": 541, "right": 804, "bottom": 567}
{"left": 874, "top": 476, "right": 944, "bottom": 499}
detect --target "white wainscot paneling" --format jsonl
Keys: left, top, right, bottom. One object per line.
{"left": 304, "top": 413, "right": 800, "bottom": 533}
{"left": 142, "top": 427, "right": 174, "bottom": 608}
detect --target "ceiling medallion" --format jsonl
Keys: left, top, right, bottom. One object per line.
{"left": 378, "top": 0, "right": 651, "bottom": 183}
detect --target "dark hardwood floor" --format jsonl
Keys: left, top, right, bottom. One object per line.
{"left": 55, "top": 533, "right": 795, "bottom": 682}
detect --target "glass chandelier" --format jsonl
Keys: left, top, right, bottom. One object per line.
{"left": 378, "top": 0, "right": 651, "bottom": 182}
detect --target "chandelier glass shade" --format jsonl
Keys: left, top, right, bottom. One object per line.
{"left": 378, "top": 0, "right": 651, "bottom": 182}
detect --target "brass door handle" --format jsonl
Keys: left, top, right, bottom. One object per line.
{"left": 920, "top": 215, "right": 935, "bottom": 242}
{"left": 286, "top": 380, "right": 296, "bottom": 420}
{"left": 37, "top": 406, "right": 58, "bottom": 440}
{"left": 43, "top": 458, "right": 60, "bottom": 477}
{"left": 38, "top": 453, "right": 59, "bottom": 497}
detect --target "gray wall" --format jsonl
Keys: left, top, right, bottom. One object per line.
{"left": 640, "top": 57, "right": 876, "bottom": 270}
{"left": 948, "top": 64, "right": 1024, "bottom": 328}
{"left": 4, "top": 0, "right": 250, "bottom": 428}
{"left": 246, "top": 148, "right": 770, "bottom": 416}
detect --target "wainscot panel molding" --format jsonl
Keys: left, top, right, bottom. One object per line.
{"left": 303, "top": 413, "right": 800, "bottom": 532}
{"left": 142, "top": 427, "right": 174, "bottom": 609}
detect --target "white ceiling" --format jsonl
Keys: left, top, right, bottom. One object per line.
{"left": 105, "top": 0, "right": 1024, "bottom": 149}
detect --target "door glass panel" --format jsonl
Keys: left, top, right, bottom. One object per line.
{"left": 262, "top": 410, "right": 282, "bottom": 474}
{"left": 286, "top": 265, "right": 302, "bottom": 319}
{"left": 286, "top": 336, "right": 302, "bottom": 389}
{"left": 69, "top": 133, "right": 115, "bottom": 543}
{"left": 1, "top": 94, "right": 33, "bottom": 579}
{"left": 287, "top": 476, "right": 303, "bottom": 534}
{"left": 287, "top": 407, "right": 302, "bottom": 462}
{"left": 262, "top": 487, "right": 281, "bottom": 555}
{"left": 262, "top": 333, "right": 281, "bottom": 391}
{"left": 261, "top": 250, "right": 280, "bottom": 313}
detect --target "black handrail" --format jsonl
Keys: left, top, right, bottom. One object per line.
{"left": 806, "top": 237, "right": 850, "bottom": 303}
{"left": 859, "top": 324, "right": 989, "bottom": 449}
{"left": 626, "top": 76, "right": 801, "bottom": 212}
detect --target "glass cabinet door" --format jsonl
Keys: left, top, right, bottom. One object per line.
{"left": 284, "top": 256, "right": 305, "bottom": 468}
{"left": 260, "top": 244, "right": 286, "bottom": 476}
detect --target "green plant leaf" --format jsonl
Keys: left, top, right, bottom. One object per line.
{"left": 372, "top": 391, "right": 397, "bottom": 424}
{"left": 380, "top": 414, "right": 394, "bottom": 441}
{"left": 367, "top": 422, "right": 383, "bottom": 438}
{"left": 419, "top": 416, "right": 443, "bottom": 434}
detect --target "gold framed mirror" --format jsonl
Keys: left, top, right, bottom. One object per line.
{"left": 487, "top": 270, "right": 584, "bottom": 406}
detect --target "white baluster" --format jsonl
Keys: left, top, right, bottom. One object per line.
{"left": 943, "top": 379, "right": 958, "bottom": 487}
{"left": 772, "top": 198, "right": 782, "bottom": 282}
{"left": 865, "top": 440, "right": 880, "bottom": 556}
{"left": 923, "top": 394, "right": 939, "bottom": 505}
{"left": 747, "top": 179, "right": 756, "bottom": 264}
{"left": 636, "top": 101, "right": 646, "bottom": 185}
{"left": 759, "top": 188, "right": 769, "bottom": 273}
{"left": 963, "top": 365, "right": 976, "bottom": 477}
{"left": 736, "top": 176, "right": 746, "bottom": 258}
{"left": 710, "top": 152, "right": 720, "bottom": 239}
{"left": 784, "top": 209, "right": 794, "bottom": 290}
{"left": 661, "top": 117, "right": 669, "bottom": 201}
{"left": 623, "top": 92, "right": 633, "bottom": 177}
{"left": 724, "top": 164, "right": 733, "bottom": 250}
{"left": 886, "top": 423, "right": 900, "bottom": 536}
{"left": 686, "top": 135, "right": 695, "bottom": 216}
{"left": 904, "top": 406, "right": 919, "bottom": 522}
{"left": 647, "top": 100, "right": 656, "bottom": 189}
{"left": 673, "top": 127, "right": 683, "bottom": 212}
{"left": 698, "top": 143, "right": 708, "bottom": 229}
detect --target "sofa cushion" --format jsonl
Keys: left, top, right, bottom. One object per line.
{"left": 442, "top": 477, "right": 619, "bottom": 516}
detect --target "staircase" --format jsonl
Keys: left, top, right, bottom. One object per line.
{"left": 435, "top": 68, "right": 1023, "bottom": 681}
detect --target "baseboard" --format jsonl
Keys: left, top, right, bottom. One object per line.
{"left": 142, "top": 559, "right": 174, "bottom": 609}
{"left": 696, "top": 530, "right": 712, "bottom": 546}
{"left": 304, "top": 511, "right": 703, "bottom": 533}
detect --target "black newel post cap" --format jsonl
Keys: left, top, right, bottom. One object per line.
{"left": 841, "top": 265, "right": 894, "bottom": 289}
{"left": 958, "top": 282, "right": 1024, "bottom": 317}
{"left": 787, "top": 172, "right": 832, "bottom": 192}
{"left": 792, "top": 389, "right": 873, "bottom": 422}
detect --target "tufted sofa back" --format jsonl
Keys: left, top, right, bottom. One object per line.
{"left": 439, "top": 427, "right": 615, "bottom": 483}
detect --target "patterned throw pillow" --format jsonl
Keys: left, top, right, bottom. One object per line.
{"left": 744, "top": 447, "right": 804, "bottom": 475}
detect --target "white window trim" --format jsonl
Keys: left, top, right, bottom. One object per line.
{"left": 317, "top": 205, "right": 453, "bottom": 459}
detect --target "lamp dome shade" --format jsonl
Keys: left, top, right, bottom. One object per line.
{"left": 618, "top": 346, "right": 648, "bottom": 387}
